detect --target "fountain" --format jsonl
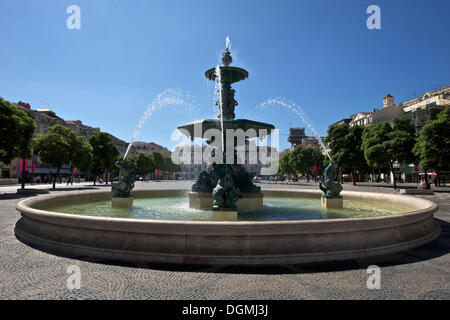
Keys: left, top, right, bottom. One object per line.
{"left": 178, "top": 44, "right": 274, "bottom": 216}
{"left": 13, "top": 39, "right": 441, "bottom": 266}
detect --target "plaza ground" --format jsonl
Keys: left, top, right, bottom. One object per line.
{"left": 0, "top": 180, "right": 449, "bottom": 299}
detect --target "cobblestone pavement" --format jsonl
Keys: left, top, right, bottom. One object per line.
{"left": 1, "top": 181, "right": 449, "bottom": 299}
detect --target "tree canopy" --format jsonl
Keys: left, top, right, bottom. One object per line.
{"left": 413, "top": 108, "right": 450, "bottom": 171}
{"left": 32, "top": 125, "right": 90, "bottom": 189}
{"left": 151, "top": 151, "right": 165, "bottom": 172}
{"left": 326, "top": 123, "right": 367, "bottom": 185}
{"left": 362, "top": 117, "right": 416, "bottom": 188}
{"left": 163, "top": 155, "right": 181, "bottom": 173}
{"left": 279, "top": 152, "right": 293, "bottom": 175}
{"left": 135, "top": 153, "right": 156, "bottom": 176}
{"left": 0, "top": 97, "right": 36, "bottom": 164}
{"left": 288, "top": 146, "right": 326, "bottom": 180}
{"left": 88, "top": 132, "right": 120, "bottom": 184}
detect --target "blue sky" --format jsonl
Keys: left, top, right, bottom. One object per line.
{"left": 1, "top": 0, "right": 449, "bottom": 151}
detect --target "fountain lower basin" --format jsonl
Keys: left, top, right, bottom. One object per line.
{"left": 15, "top": 189, "right": 440, "bottom": 265}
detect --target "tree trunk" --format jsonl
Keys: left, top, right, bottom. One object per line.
{"left": 390, "top": 161, "right": 397, "bottom": 189}
{"left": 352, "top": 170, "right": 356, "bottom": 186}
{"left": 52, "top": 168, "right": 61, "bottom": 190}
{"left": 436, "top": 170, "right": 440, "bottom": 187}
{"left": 424, "top": 167, "right": 430, "bottom": 189}
{"left": 21, "top": 159, "right": 26, "bottom": 190}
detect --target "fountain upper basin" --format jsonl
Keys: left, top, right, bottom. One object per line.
{"left": 178, "top": 118, "right": 275, "bottom": 139}
{"left": 205, "top": 66, "right": 248, "bottom": 83}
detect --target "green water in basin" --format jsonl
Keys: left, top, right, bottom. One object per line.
{"left": 45, "top": 197, "right": 410, "bottom": 221}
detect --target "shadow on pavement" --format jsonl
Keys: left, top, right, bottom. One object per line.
{"left": 25, "top": 218, "right": 448, "bottom": 275}
{"left": 49, "top": 187, "right": 100, "bottom": 192}
{"left": 0, "top": 193, "right": 37, "bottom": 200}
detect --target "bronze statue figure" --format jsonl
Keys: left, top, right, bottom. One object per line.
{"left": 112, "top": 160, "right": 135, "bottom": 198}
{"left": 319, "top": 164, "right": 343, "bottom": 199}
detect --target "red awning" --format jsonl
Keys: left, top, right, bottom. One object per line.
{"left": 419, "top": 172, "right": 437, "bottom": 176}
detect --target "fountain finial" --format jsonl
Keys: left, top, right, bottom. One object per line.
{"left": 222, "top": 48, "right": 232, "bottom": 66}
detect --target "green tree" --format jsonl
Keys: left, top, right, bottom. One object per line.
{"left": 72, "top": 142, "right": 93, "bottom": 177}
{"left": 135, "top": 153, "right": 156, "bottom": 179}
{"left": 413, "top": 108, "right": 450, "bottom": 186}
{"left": 362, "top": 117, "right": 416, "bottom": 189}
{"left": 32, "top": 125, "right": 86, "bottom": 189}
{"left": 288, "top": 146, "right": 326, "bottom": 181}
{"left": 151, "top": 151, "right": 165, "bottom": 179}
{"left": 0, "top": 98, "right": 36, "bottom": 189}
{"left": 279, "top": 152, "right": 293, "bottom": 176}
{"left": 163, "top": 155, "right": 181, "bottom": 179}
{"left": 88, "top": 132, "right": 119, "bottom": 185}
{"left": 326, "top": 124, "right": 367, "bottom": 185}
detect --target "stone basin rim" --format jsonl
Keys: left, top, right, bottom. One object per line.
{"left": 15, "top": 188, "right": 438, "bottom": 227}
{"left": 14, "top": 188, "right": 441, "bottom": 265}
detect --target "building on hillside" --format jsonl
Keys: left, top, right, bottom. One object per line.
{"left": 65, "top": 120, "right": 100, "bottom": 142}
{"left": 340, "top": 85, "right": 450, "bottom": 130}
{"left": 107, "top": 134, "right": 128, "bottom": 156}
{"left": 329, "top": 118, "right": 351, "bottom": 127}
{"left": 371, "top": 94, "right": 404, "bottom": 124}
{"left": 1, "top": 102, "right": 126, "bottom": 178}
{"left": 349, "top": 112, "right": 372, "bottom": 127}
{"left": 126, "top": 141, "right": 171, "bottom": 158}
{"left": 402, "top": 86, "right": 450, "bottom": 132}
{"left": 329, "top": 85, "right": 450, "bottom": 183}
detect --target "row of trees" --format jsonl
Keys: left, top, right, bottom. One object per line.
{"left": 325, "top": 108, "right": 450, "bottom": 189}
{"left": 0, "top": 97, "right": 181, "bottom": 190}
{"left": 32, "top": 126, "right": 181, "bottom": 188}
{"left": 278, "top": 109, "right": 449, "bottom": 189}
{"left": 32, "top": 126, "right": 120, "bottom": 189}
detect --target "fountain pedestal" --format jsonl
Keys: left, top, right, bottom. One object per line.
{"left": 321, "top": 197, "right": 343, "bottom": 209}
{"left": 111, "top": 160, "right": 135, "bottom": 209}
{"left": 189, "top": 192, "right": 263, "bottom": 211}
{"left": 112, "top": 196, "right": 134, "bottom": 208}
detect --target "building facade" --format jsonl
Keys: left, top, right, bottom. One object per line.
{"left": 345, "top": 86, "right": 450, "bottom": 129}
{"left": 126, "top": 141, "right": 171, "bottom": 159}
{"left": 349, "top": 112, "right": 373, "bottom": 127}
